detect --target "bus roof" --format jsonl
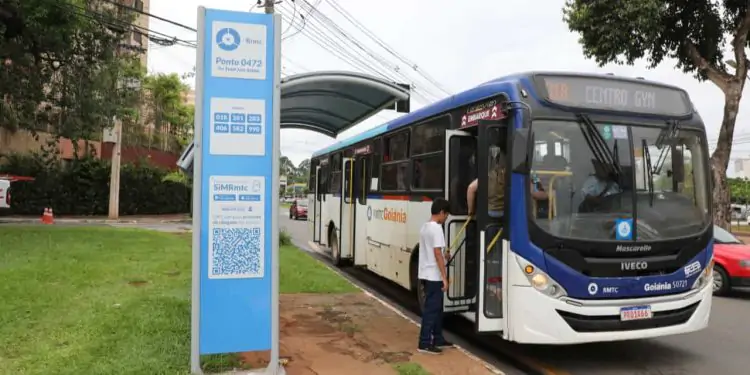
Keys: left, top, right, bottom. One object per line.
{"left": 311, "top": 71, "right": 692, "bottom": 158}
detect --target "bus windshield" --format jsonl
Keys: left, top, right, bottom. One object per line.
{"left": 529, "top": 119, "right": 710, "bottom": 242}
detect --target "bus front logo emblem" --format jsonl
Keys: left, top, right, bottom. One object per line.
{"left": 587, "top": 283, "right": 598, "bottom": 295}
{"left": 366, "top": 206, "right": 372, "bottom": 221}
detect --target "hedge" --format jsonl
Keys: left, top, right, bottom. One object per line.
{"left": 0, "top": 151, "right": 191, "bottom": 216}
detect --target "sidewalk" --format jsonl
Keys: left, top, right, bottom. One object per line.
{"left": 0, "top": 214, "right": 191, "bottom": 224}
{"left": 240, "top": 293, "right": 502, "bottom": 375}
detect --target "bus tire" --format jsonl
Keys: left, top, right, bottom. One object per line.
{"left": 410, "top": 249, "right": 425, "bottom": 314}
{"left": 330, "top": 229, "right": 343, "bottom": 267}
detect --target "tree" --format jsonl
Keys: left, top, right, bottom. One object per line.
{"left": 1, "top": 0, "right": 138, "bottom": 142}
{"left": 142, "top": 73, "right": 193, "bottom": 151}
{"left": 562, "top": 1, "right": 750, "bottom": 228}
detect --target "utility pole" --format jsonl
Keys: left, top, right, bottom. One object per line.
{"left": 108, "top": 116, "right": 122, "bottom": 220}
{"left": 264, "top": 0, "right": 274, "bottom": 14}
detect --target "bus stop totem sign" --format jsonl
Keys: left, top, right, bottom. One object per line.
{"left": 192, "top": 6, "right": 281, "bottom": 368}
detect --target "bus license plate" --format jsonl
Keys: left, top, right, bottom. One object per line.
{"left": 620, "top": 305, "right": 653, "bottom": 321}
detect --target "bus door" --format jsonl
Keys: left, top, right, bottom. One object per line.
{"left": 337, "top": 157, "right": 355, "bottom": 265}
{"left": 444, "top": 130, "right": 477, "bottom": 313}
{"left": 353, "top": 155, "right": 370, "bottom": 266}
{"left": 313, "top": 165, "right": 324, "bottom": 243}
{"left": 475, "top": 123, "right": 510, "bottom": 335}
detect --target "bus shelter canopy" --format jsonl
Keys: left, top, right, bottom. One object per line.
{"left": 176, "top": 71, "right": 410, "bottom": 173}
{"left": 280, "top": 71, "right": 410, "bottom": 137}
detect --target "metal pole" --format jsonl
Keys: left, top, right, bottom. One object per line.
{"left": 108, "top": 116, "right": 122, "bottom": 220}
{"left": 264, "top": 0, "right": 274, "bottom": 13}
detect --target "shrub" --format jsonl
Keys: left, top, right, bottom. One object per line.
{"left": 0, "top": 152, "right": 190, "bottom": 216}
{"left": 279, "top": 229, "right": 292, "bottom": 246}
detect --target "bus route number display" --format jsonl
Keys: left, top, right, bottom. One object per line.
{"left": 536, "top": 75, "right": 692, "bottom": 116}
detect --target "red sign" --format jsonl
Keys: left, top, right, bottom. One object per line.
{"left": 460, "top": 100, "right": 505, "bottom": 128}
{"left": 354, "top": 145, "right": 372, "bottom": 155}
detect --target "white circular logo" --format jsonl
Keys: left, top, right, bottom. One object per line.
{"left": 587, "top": 282, "right": 598, "bottom": 295}
{"left": 617, "top": 221, "right": 631, "bottom": 238}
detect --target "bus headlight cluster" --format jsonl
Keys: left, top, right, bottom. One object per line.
{"left": 515, "top": 255, "right": 567, "bottom": 298}
{"left": 692, "top": 257, "right": 713, "bottom": 290}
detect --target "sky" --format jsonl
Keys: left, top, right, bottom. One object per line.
{"left": 147, "top": 0, "right": 750, "bottom": 176}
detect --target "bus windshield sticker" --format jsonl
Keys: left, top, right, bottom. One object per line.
{"left": 536, "top": 75, "right": 692, "bottom": 116}
{"left": 611, "top": 125, "right": 628, "bottom": 139}
{"left": 600, "top": 125, "right": 612, "bottom": 140}
{"left": 460, "top": 99, "right": 504, "bottom": 128}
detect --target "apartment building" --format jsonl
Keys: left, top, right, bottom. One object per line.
{"left": 0, "top": 0, "right": 163, "bottom": 164}
{"left": 116, "top": 0, "right": 150, "bottom": 66}
{"left": 735, "top": 158, "right": 750, "bottom": 179}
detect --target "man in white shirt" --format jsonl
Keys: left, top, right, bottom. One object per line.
{"left": 417, "top": 198, "right": 454, "bottom": 354}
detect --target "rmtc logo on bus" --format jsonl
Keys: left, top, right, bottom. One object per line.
{"left": 366, "top": 206, "right": 407, "bottom": 223}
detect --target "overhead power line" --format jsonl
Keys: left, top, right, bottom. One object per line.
{"left": 98, "top": 0, "right": 198, "bottom": 32}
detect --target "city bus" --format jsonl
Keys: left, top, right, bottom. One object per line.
{"left": 307, "top": 71, "right": 714, "bottom": 344}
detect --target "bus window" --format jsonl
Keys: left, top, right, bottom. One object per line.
{"left": 381, "top": 131, "right": 410, "bottom": 191}
{"left": 330, "top": 153, "right": 342, "bottom": 194}
{"left": 412, "top": 117, "right": 448, "bottom": 190}
{"left": 448, "top": 136, "right": 477, "bottom": 215}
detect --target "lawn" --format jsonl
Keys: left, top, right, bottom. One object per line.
{"left": 0, "top": 226, "right": 356, "bottom": 375}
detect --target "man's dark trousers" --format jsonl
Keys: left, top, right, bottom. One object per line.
{"left": 418, "top": 279, "right": 446, "bottom": 348}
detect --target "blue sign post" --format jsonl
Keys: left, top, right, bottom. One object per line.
{"left": 191, "top": 7, "right": 282, "bottom": 375}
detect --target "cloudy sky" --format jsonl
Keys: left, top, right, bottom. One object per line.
{"left": 147, "top": 0, "right": 750, "bottom": 175}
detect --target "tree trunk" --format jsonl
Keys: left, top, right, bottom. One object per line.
{"left": 711, "top": 81, "right": 744, "bottom": 229}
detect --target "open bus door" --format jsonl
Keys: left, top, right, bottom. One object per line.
{"left": 475, "top": 123, "right": 510, "bottom": 335}
{"left": 443, "top": 130, "right": 477, "bottom": 313}
{"left": 336, "top": 157, "right": 355, "bottom": 266}
{"left": 313, "top": 165, "right": 323, "bottom": 243}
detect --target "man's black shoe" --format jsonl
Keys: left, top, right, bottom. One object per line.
{"left": 417, "top": 346, "right": 443, "bottom": 355}
{"left": 435, "top": 340, "right": 455, "bottom": 348}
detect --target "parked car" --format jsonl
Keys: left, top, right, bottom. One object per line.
{"left": 289, "top": 199, "right": 308, "bottom": 220}
{"left": 0, "top": 178, "right": 10, "bottom": 210}
{"left": 712, "top": 225, "right": 750, "bottom": 295}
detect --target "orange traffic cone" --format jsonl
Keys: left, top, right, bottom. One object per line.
{"left": 41, "top": 207, "right": 54, "bottom": 224}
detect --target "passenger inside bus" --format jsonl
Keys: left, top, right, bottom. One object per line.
{"left": 578, "top": 158, "right": 622, "bottom": 212}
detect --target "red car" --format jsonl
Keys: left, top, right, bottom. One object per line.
{"left": 712, "top": 225, "right": 750, "bottom": 295}
{"left": 289, "top": 199, "right": 308, "bottom": 220}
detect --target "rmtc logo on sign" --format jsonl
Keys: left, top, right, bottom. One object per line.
{"left": 211, "top": 21, "right": 267, "bottom": 80}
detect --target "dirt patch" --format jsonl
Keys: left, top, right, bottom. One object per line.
{"left": 127, "top": 279, "right": 148, "bottom": 287}
{"left": 238, "top": 293, "right": 497, "bottom": 375}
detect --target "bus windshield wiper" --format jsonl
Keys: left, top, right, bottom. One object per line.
{"left": 642, "top": 139, "right": 655, "bottom": 206}
{"left": 575, "top": 113, "right": 622, "bottom": 179}
{"left": 652, "top": 120, "right": 680, "bottom": 175}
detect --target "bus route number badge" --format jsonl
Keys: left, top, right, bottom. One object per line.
{"left": 615, "top": 218, "right": 633, "bottom": 240}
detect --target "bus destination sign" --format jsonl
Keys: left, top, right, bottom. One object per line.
{"left": 534, "top": 75, "right": 692, "bottom": 116}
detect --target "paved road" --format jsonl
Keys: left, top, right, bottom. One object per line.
{"left": 279, "top": 212, "right": 750, "bottom": 375}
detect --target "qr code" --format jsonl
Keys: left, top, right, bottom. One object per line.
{"left": 210, "top": 227, "right": 263, "bottom": 278}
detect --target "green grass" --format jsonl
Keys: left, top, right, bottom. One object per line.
{"left": 393, "top": 362, "right": 432, "bottom": 375}
{"left": 0, "top": 226, "right": 357, "bottom": 375}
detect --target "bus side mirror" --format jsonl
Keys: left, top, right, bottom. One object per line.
{"left": 511, "top": 128, "right": 532, "bottom": 174}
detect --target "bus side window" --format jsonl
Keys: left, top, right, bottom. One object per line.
{"left": 412, "top": 116, "right": 449, "bottom": 191}
{"left": 381, "top": 131, "right": 410, "bottom": 191}
{"left": 330, "top": 153, "right": 342, "bottom": 194}
{"left": 448, "top": 136, "right": 477, "bottom": 215}
{"left": 371, "top": 137, "right": 382, "bottom": 191}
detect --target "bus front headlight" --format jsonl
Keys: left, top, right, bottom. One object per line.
{"left": 516, "top": 255, "right": 567, "bottom": 298}
{"left": 692, "top": 258, "right": 713, "bottom": 290}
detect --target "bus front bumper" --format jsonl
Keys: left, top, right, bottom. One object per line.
{"left": 507, "top": 276, "right": 712, "bottom": 344}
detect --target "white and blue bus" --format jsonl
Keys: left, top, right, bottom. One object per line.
{"left": 307, "top": 71, "right": 714, "bottom": 344}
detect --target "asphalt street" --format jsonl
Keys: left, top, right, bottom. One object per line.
{"left": 278, "top": 211, "right": 750, "bottom": 375}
